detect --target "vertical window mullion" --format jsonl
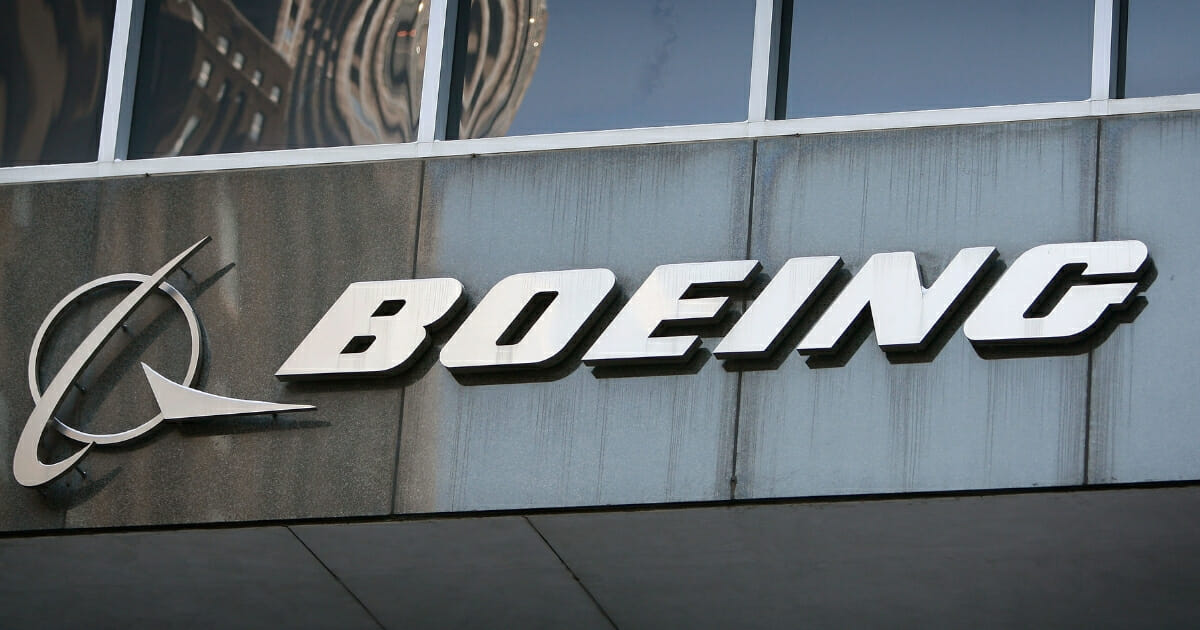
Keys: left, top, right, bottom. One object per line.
{"left": 97, "top": 0, "right": 145, "bottom": 161}
{"left": 748, "top": 0, "right": 784, "bottom": 121}
{"left": 417, "top": 0, "right": 459, "bottom": 143}
{"left": 1090, "top": 0, "right": 1120, "bottom": 100}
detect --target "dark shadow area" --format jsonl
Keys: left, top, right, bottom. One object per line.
{"left": 180, "top": 262, "right": 236, "bottom": 298}
{"left": 81, "top": 426, "right": 174, "bottom": 455}
{"left": 0, "top": 0, "right": 115, "bottom": 166}
{"left": 590, "top": 347, "right": 713, "bottom": 379}
{"left": 280, "top": 369, "right": 425, "bottom": 401}
{"left": 37, "top": 467, "right": 121, "bottom": 511}
{"left": 971, "top": 260, "right": 1156, "bottom": 360}
{"left": 176, "top": 413, "right": 330, "bottom": 437}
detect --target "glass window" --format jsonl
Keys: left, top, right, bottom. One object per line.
{"left": 129, "top": 0, "right": 429, "bottom": 158}
{"left": 189, "top": 1, "right": 206, "bottom": 30}
{"left": 198, "top": 60, "right": 213, "bottom": 88}
{"left": 1121, "top": 0, "right": 1200, "bottom": 98}
{"left": 0, "top": 0, "right": 115, "bottom": 167}
{"left": 783, "top": 0, "right": 1093, "bottom": 118}
{"left": 452, "top": 0, "right": 756, "bottom": 139}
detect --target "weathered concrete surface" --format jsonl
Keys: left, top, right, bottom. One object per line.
{"left": 1090, "top": 111, "right": 1200, "bottom": 483}
{"left": 398, "top": 141, "right": 752, "bottom": 512}
{"left": 736, "top": 120, "right": 1097, "bottom": 499}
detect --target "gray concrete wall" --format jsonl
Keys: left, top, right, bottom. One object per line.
{"left": 0, "top": 113, "right": 1195, "bottom": 532}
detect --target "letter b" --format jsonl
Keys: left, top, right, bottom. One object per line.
{"left": 276, "top": 279, "right": 464, "bottom": 380}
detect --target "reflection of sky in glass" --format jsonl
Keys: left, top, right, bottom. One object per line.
{"left": 786, "top": 0, "right": 1092, "bottom": 118}
{"left": 504, "top": 0, "right": 755, "bottom": 136}
{"left": 1123, "top": 0, "right": 1200, "bottom": 98}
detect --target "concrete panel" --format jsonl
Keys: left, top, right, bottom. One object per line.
{"left": 398, "top": 141, "right": 752, "bottom": 512}
{"left": 531, "top": 486, "right": 1200, "bottom": 629}
{"left": 1, "top": 161, "right": 420, "bottom": 528}
{"left": 0, "top": 527, "right": 378, "bottom": 629}
{"left": 1090, "top": 111, "right": 1200, "bottom": 482}
{"left": 0, "top": 182, "right": 103, "bottom": 532}
{"left": 293, "top": 517, "right": 613, "bottom": 629}
{"left": 737, "top": 120, "right": 1097, "bottom": 498}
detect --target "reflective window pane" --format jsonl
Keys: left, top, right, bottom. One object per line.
{"left": 129, "top": 0, "right": 428, "bottom": 158}
{"left": 1122, "top": 0, "right": 1200, "bottom": 98}
{"left": 453, "top": 0, "right": 755, "bottom": 139}
{"left": 0, "top": 0, "right": 115, "bottom": 167}
{"left": 784, "top": 0, "right": 1093, "bottom": 118}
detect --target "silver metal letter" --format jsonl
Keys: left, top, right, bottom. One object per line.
{"left": 276, "top": 278, "right": 465, "bottom": 380}
{"left": 583, "top": 260, "right": 761, "bottom": 366}
{"left": 964, "top": 240, "right": 1148, "bottom": 344}
{"left": 440, "top": 269, "right": 617, "bottom": 372}
{"left": 714, "top": 256, "right": 841, "bottom": 360}
{"left": 797, "top": 247, "right": 997, "bottom": 354}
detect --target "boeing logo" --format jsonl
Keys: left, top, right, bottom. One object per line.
{"left": 14, "top": 238, "right": 1149, "bottom": 487}
{"left": 14, "top": 238, "right": 313, "bottom": 488}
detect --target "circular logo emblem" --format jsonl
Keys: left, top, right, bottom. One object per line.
{"left": 29, "top": 272, "right": 201, "bottom": 445}
{"left": 13, "top": 238, "right": 312, "bottom": 488}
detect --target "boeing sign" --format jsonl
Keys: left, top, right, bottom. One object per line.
{"left": 15, "top": 238, "right": 1149, "bottom": 487}
{"left": 279, "top": 240, "right": 1149, "bottom": 375}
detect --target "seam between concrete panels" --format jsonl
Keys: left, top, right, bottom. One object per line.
{"left": 1082, "top": 118, "right": 1104, "bottom": 486}
{"left": 729, "top": 140, "right": 761, "bottom": 500}
{"left": 286, "top": 526, "right": 388, "bottom": 630}
{"left": 389, "top": 160, "right": 429, "bottom": 516}
{"left": 522, "top": 516, "right": 620, "bottom": 629}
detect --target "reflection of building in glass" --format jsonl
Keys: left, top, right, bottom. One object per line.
{"left": 273, "top": 0, "right": 428, "bottom": 146}
{"left": 455, "top": 0, "right": 546, "bottom": 139}
{"left": 131, "top": 0, "right": 545, "bottom": 157}
{"left": 130, "top": 0, "right": 292, "bottom": 156}
{"left": 0, "top": 0, "right": 114, "bottom": 166}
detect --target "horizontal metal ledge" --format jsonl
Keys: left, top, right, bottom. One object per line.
{"left": 3, "top": 93, "right": 1200, "bottom": 185}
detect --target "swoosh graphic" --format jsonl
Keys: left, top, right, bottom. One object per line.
{"left": 141, "top": 363, "right": 313, "bottom": 420}
{"left": 13, "top": 238, "right": 211, "bottom": 487}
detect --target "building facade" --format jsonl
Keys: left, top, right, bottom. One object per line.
{"left": 2, "top": 1, "right": 1199, "bottom": 627}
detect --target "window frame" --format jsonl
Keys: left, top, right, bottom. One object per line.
{"left": 3, "top": 0, "right": 1199, "bottom": 185}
